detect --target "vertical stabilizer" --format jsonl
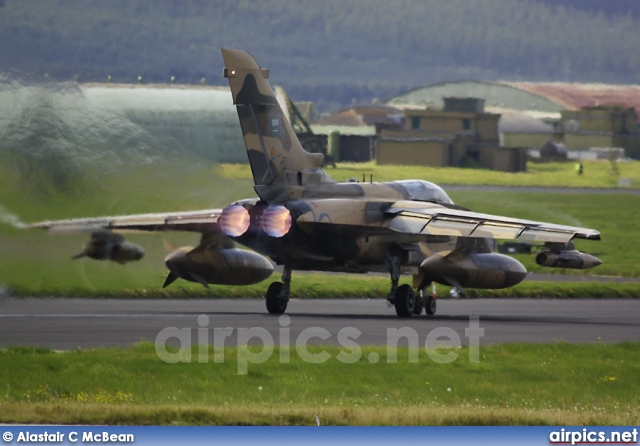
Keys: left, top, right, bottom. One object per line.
{"left": 222, "top": 49, "right": 334, "bottom": 201}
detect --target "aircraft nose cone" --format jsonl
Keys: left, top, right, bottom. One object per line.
{"left": 504, "top": 270, "right": 527, "bottom": 287}
{"left": 419, "top": 254, "right": 445, "bottom": 274}
{"left": 502, "top": 256, "right": 527, "bottom": 287}
{"left": 589, "top": 255, "right": 603, "bottom": 268}
{"left": 164, "top": 248, "right": 191, "bottom": 277}
{"left": 164, "top": 248, "right": 188, "bottom": 265}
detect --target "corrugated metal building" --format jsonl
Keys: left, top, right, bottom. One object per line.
{"left": 82, "top": 83, "right": 245, "bottom": 162}
{"left": 388, "top": 81, "right": 640, "bottom": 117}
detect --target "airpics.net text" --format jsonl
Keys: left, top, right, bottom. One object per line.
{"left": 154, "top": 315, "right": 484, "bottom": 375}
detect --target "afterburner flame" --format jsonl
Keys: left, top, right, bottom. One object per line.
{"left": 219, "top": 204, "right": 250, "bottom": 237}
{"left": 262, "top": 205, "right": 292, "bottom": 238}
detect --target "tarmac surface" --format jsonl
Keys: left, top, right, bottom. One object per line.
{"left": 0, "top": 297, "right": 638, "bottom": 349}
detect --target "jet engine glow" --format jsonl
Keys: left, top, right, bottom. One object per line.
{"left": 262, "top": 205, "right": 292, "bottom": 238}
{"left": 27, "top": 48, "right": 603, "bottom": 319}
{"left": 219, "top": 204, "right": 250, "bottom": 237}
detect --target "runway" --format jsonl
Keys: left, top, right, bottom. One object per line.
{"left": 0, "top": 297, "right": 638, "bottom": 349}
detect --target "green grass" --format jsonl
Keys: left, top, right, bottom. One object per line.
{"left": 0, "top": 342, "right": 638, "bottom": 425}
{"left": 1, "top": 159, "right": 639, "bottom": 427}
{"left": 448, "top": 191, "right": 639, "bottom": 278}
{"left": 217, "top": 160, "right": 640, "bottom": 188}
{"left": 1, "top": 159, "right": 639, "bottom": 297}
{"left": 2, "top": 188, "right": 637, "bottom": 297}
{"left": 5, "top": 272, "right": 640, "bottom": 299}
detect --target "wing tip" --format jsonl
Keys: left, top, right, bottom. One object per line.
{"left": 573, "top": 231, "right": 601, "bottom": 241}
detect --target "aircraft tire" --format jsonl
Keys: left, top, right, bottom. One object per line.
{"left": 413, "top": 295, "right": 424, "bottom": 315}
{"left": 394, "top": 284, "right": 415, "bottom": 317}
{"left": 425, "top": 296, "right": 437, "bottom": 315}
{"left": 265, "top": 281, "right": 288, "bottom": 314}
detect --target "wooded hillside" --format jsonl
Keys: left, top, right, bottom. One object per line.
{"left": 2, "top": 0, "right": 639, "bottom": 111}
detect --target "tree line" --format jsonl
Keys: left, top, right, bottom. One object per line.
{"left": 2, "top": 0, "right": 639, "bottom": 112}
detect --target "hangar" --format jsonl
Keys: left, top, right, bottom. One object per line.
{"left": 387, "top": 81, "right": 640, "bottom": 158}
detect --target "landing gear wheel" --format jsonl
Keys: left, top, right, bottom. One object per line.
{"left": 394, "top": 284, "right": 416, "bottom": 318}
{"left": 265, "top": 282, "right": 287, "bottom": 314}
{"left": 425, "top": 296, "right": 437, "bottom": 315}
{"left": 413, "top": 295, "right": 424, "bottom": 315}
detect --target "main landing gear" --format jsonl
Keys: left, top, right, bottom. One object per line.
{"left": 265, "top": 265, "right": 291, "bottom": 314}
{"left": 264, "top": 257, "right": 439, "bottom": 318}
{"left": 423, "top": 288, "right": 437, "bottom": 315}
{"left": 385, "top": 252, "right": 437, "bottom": 318}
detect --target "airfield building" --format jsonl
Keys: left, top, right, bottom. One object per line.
{"left": 387, "top": 81, "right": 640, "bottom": 159}
{"left": 377, "top": 98, "right": 527, "bottom": 172}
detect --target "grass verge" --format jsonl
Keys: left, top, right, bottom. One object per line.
{"left": 2, "top": 160, "right": 639, "bottom": 297}
{"left": 5, "top": 276, "right": 640, "bottom": 299}
{"left": 217, "top": 160, "right": 640, "bottom": 189}
{"left": 0, "top": 342, "right": 638, "bottom": 425}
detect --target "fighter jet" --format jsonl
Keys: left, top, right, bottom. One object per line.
{"left": 30, "top": 49, "right": 601, "bottom": 317}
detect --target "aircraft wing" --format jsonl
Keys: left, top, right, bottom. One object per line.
{"left": 30, "top": 209, "right": 223, "bottom": 234}
{"left": 385, "top": 203, "right": 600, "bottom": 243}
{"left": 295, "top": 199, "right": 599, "bottom": 243}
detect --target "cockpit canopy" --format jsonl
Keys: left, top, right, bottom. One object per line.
{"left": 395, "top": 180, "right": 453, "bottom": 205}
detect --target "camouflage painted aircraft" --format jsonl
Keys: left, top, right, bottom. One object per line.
{"left": 31, "top": 49, "right": 602, "bottom": 317}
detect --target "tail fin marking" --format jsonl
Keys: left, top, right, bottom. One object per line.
{"left": 222, "top": 48, "right": 333, "bottom": 200}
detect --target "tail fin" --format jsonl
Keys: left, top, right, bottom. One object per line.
{"left": 221, "top": 48, "right": 334, "bottom": 201}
